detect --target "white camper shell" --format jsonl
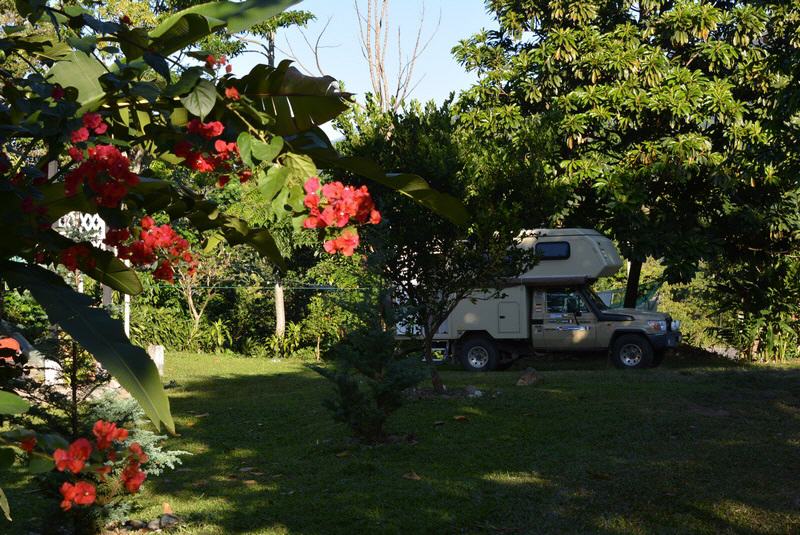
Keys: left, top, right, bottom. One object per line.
{"left": 426, "top": 229, "right": 681, "bottom": 370}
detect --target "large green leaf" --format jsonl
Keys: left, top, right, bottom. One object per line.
{"left": 46, "top": 51, "right": 105, "bottom": 107}
{"left": 149, "top": 0, "right": 301, "bottom": 56}
{"left": 287, "top": 127, "right": 469, "bottom": 225}
{"left": 2, "top": 262, "right": 174, "bottom": 433}
{"left": 237, "top": 61, "right": 352, "bottom": 136}
{"left": 180, "top": 79, "right": 218, "bottom": 120}
{"left": 0, "top": 391, "right": 29, "bottom": 415}
{"left": 0, "top": 486, "right": 9, "bottom": 522}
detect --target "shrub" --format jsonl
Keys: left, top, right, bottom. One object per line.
{"left": 310, "top": 316, "right": 424, "bottom": 443}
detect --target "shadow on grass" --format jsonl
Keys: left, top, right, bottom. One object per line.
{"left": 131, "top": 354, "right": 800, "bottom": 535}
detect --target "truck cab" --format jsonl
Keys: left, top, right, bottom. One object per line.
{"left": 434, "top": 229, "right": 682, "bottom": 371}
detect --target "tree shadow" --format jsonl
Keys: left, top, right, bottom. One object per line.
{"left": 127, "top": 358, "right": 800, "bottom": 534}
{"left": 10, "top": 358, "right": 798, "bottom": 534}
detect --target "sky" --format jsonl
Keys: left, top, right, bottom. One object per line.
{"left": 234, "top": 0, "right": 496, "bottom": 106}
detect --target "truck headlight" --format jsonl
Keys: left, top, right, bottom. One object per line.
{"left": 647, "top": 320, "right": 667, "bottom": 332}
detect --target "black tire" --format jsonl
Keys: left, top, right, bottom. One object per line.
{"left": 610, "top": 334, "right": 654, "bottom": 369}
{"left": 459, "top": 337, "right": 498, "bottom": 372}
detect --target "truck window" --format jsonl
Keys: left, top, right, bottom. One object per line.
{"left": 585, "top": 287, "right": 609, "bottom": 311}
{"left": 546, "top": 289, "right": 589, "bottom": 313}
{"left": 535, "top": 241, "right": 570, "bottom": 260}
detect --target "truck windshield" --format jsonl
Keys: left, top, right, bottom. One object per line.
{"left": 586, "top": 288, "right": 609, "bottom": 311}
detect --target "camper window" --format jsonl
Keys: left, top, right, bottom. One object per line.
{"left": 535, "top": 241, "right": 570, "bottom": 260}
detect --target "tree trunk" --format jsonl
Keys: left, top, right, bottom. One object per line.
{"left": 423, "top": 332, "right": 444, "bottom": 394}
{"left": 623, "top": 259, "right": 642, "bottom": 309}
{"left": 274, "top": 281, "right": 285, "bottom": 339}
{"left": 315, "top": 334, "right": 321, "bottom": 361}
{"left": 267, "top": 31, "right": 276, "bottom": 68}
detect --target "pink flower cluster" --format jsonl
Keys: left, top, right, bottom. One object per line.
{"left": 174, "top": 120, "right": 251, "bottom": 187}
{"left": 302, "top": 177, "right": 381, "bottom": 256}
{"left": 105, "top": 215, "right": 195, "bottom": 282}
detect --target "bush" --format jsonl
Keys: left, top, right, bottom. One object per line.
{"left": 310, "top": 317, "right": 425, "bottom": 443}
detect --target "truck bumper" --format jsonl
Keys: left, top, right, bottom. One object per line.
{"left": 647, "top": 331, "right": 682, "bottom": 352}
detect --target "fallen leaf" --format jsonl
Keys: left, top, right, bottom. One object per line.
{"left": 251, "top": 470, "right": 265, "bottom": 476}
{"left": 453, "top": 415, "right": 469, "bottom": 422}
{"left": 433, "top": 421, "right": 445, "bottom": 427}
{"left": 242, "top": 480, "right": 257, "bottom": 486}
{"left": 162, "top": 502, "right": 173, "bottom": 515}
{"left": 336, "top": 451, "right": 350, "bottom": 458}
{"left": 586, "top": 469, "right": 612, "bottom": 480}
{"left": 403, "top": 471, "right": 422, "bottom": 481}
{"left": 194, "top": 412, "right": 210, "bottom": 418}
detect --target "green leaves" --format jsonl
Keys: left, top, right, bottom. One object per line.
{"left": 46, "top": 51, "right": 105, "bottom": 107}
{"left": 0, "top": 391, "right": 29, "bottom": 415}
{"left": 180, "top": 79, "right": 218, "bottom": 120}
{"left": 148, "top": 0, "right": 301, "bottom": 56}
{"left": 237, "top": 61, "right": 352, "bottom": 135}
{"left": 2, "top": 262, "right": 174, "bottom": 433}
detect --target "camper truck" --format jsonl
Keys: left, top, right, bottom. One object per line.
{"left": 428, "top": 229, "right": 681, "bottom": 371}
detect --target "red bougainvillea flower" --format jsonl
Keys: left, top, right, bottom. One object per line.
{"left": 20, "top": 437, "right": 36, "bottom": 453}
{"left": 68, "top": 146, "right": 83, "bottom": 162}
{"left": 187, "top": 119, "right": 224, "bottom": 140}
{"left": 121, "top": 461, "right": 147, "bottom": 493}
{"left": 115, "top": 217, "right": 194, "bottom": 282}
{"left": 92, "top": 420, "right": 129, "bottom": 451}
{"left": 64, "top": 144, "right": 139, "bottom": 207}
{"left": 204, "top": 54, "right": 227, "bottom": 69}
{"left": 302, "top": 177, "right": 381, "bottom": 235}
{"left": 70, "top": 127, "right": 89, "bottom": 144}
{"left": 53, "top": 438, "right": 93, "bottom": 473}
{"left": 120, "top": 15, "right": 132, "bottom": 25}
{"left": 82, "top": 113, "right": 108, "bottom": 135}
{"left": 59, "top": 481, "right": 96, "bottom": 511}
{"left": 224, "top": 86, "right": 240, "bottom": 100}
{"left": 103, "top": 227, "right": 131, "bottom": 248}
{"left": 60, "top": 245, "right": 96, "bottom": 272}
{"left": 153, "top": 260, "right": 175, "bottom": 282}
{"left": 51, "top": 85, "right": 65, "bottom": 101}
{"left": 323, "top": 228, "right": 360, "bottom": 256}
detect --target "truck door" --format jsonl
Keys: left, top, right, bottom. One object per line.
{"left": 498, "top": 301, "right": 520, "bottom": 333}
{"left": 539, "top": 288, "right": 598, "bottom": 351}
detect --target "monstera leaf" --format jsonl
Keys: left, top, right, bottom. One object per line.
{"left": 2, "top": 262, "right": 174, "bottom": 433}
{"left": 235, "top": 61, "right": 352, "bottom": 136}
{"left": 286, "top": 127, "right": 469, "bottom": 225}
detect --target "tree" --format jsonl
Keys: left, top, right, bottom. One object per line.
{"left": 355, "top": 0, "right": 439, "bottom": 111}
{"left": 337, "top": 98, "right": 531, "bottom": 391}
{"left": 0, "top": 0, "right": 465, "bottom": 518}
{"left": 454, "top": 0, "right": 779, "bottom": 307}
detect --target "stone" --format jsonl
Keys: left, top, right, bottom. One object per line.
{"left": 516, "top": 368, "right": 541, "bottom": 386}
{"left": 147, "top": 519, "right": 161, "bottom": 530}
{"left": 43, "top": 359, "right": 62, "bottom": 385}
{"left": 159, "top": 514, "right": 180, "bottom": 529}
{"left": 147, "top": 345, "right": 165, "bottom": 376}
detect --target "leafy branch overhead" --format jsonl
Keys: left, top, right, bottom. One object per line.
{"left": 0, "top": 0, "right": 466, "bottom": 442}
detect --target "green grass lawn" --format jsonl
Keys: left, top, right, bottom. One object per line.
{"left": 6, "top": 351, "right": 800, "bottom": 534}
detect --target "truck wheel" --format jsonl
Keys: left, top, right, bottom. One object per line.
{"left": 459, "top": 337, "right": 498, "bottom": 372}
{"left": 611, "top": 334, "right": 653, "bottom": 369}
